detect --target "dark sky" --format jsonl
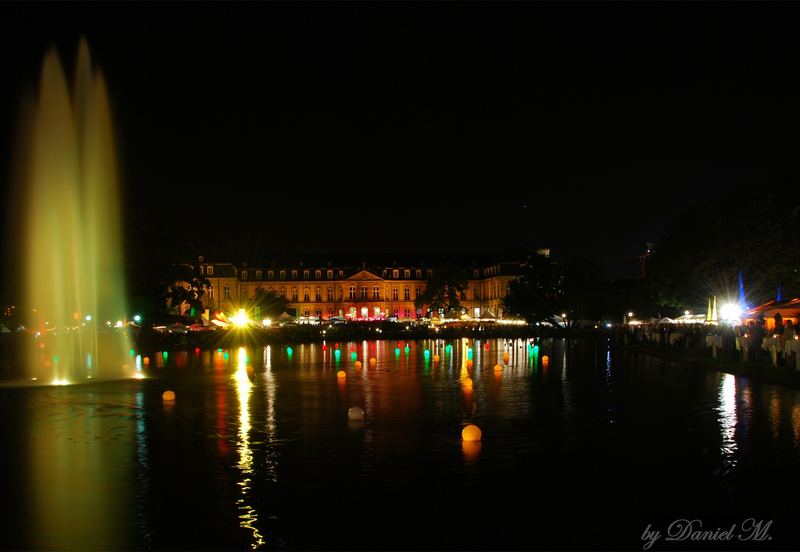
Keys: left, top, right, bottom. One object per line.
{"left": 3, "top": 1, "right": 800, "bottom": 278}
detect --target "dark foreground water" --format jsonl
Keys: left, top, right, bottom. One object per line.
{"left": 0, "top": 337, "right": 799, "bottom": 551}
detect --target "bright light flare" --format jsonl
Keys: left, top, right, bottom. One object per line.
{"left": 262, "top": 318, "right": 272, "bottom": 327}
{"left": 230, "top": 309, "right": 251, "bottom": 328}
{"left": 52, "top": 378, "right": 69, "bottom": 386}
{"left": 719, "top": 303, "right": 742, "bottom": 322}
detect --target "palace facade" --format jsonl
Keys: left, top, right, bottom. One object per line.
{"left": 182, "top": 252, "right": 547, "bottom": 322}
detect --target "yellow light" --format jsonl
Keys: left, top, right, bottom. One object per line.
{"left": 52, "top": 378, "right": 69, "bottom": 386}
{"left": 133, "top": 372, "right": 145, "bottom": 379}
{"left": 162, "top": 390, "right": 176, "bottom": 402}
{"left": 231, "top": 308, "right": 251, "bottom": 328}
{"left": 262, "top": 318, "right": 272, "bottom": 327}
{"left": 337, "top": 370, "right": 347, "bottom": 378}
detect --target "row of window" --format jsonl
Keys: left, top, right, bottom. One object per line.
{"left": 211, "top": 283, "right": 509, "bottom": 303}
{"left": 201, "top": 266, "right": 433, "bottom": 281}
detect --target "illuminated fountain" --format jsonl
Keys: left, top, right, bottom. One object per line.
{"left": 17, "top": 39, "right": 131, "bottom": 383}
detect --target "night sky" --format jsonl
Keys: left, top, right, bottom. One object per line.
{"left": 2, "top": 2, "right": 800, "bottom": 279}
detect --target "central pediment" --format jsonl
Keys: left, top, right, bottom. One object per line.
{"left": 347, "top": 269, "right": 384, "bottom": 281}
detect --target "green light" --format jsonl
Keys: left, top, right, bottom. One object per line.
{"left": 129, "top": 349, "right": 135, "bottom": 357}
{"left": 404, "top": 346, "right": 410, "bottom": 355}
{"left": 287, "top": 346, "right": 293, "bottom": 356}
{"left": 424, "top": 349, "right": 430, "bottom": 359}
{"left": 446, "top": 344, "right": 452, "bottom": 353}
{"left": 223, "top": 352, "right": 229, "bottom": 361}
{"left": 53, "top": 354, "right": 59, "bottom": 364}
{"left": 395, "top": 348, "right": 400, "bottom": 356}
{"left": 162, "top": 351, "right": 168, "bottom": 360}
{"left": 217, "top": 348, "right": 223, "bottom": 353}
{"left": 351, "top": 351, "right": 357, "bottom": 361}
{"left": 467, "top": 348, "right": 473, "bottom": 360}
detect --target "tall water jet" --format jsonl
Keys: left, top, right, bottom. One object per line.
{"left": 17, "top": 39, "right": 131, "bottom": 383}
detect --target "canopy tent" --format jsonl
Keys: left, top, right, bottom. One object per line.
{"left": 277, "top": 311, "right": 297, "bottom": 324}
{"left": 744, "top": 298, "right": 800, "bottom": 330}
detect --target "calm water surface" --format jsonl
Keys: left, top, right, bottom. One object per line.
{"left": 1, "top": 338, "right": 799, "bottom": 550}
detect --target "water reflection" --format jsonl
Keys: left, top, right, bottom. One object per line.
{"left": 718, "top": 373, "right": 738, "bottom": 463}
{"left": 233, "top": 347, "right": 264, "bottom": 549}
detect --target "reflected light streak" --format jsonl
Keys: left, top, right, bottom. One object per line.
{"left": 233, "top": 347, "right": 265, "bottom": 549}
{"left": 718, "top": 373, "right": 738, "bottom": 462}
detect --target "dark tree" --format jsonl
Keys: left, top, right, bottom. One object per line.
{"left": 163, "top": 264, "right": 211, "bottom": 320}
{"left": 504, "top": 257, "right": 603, "bottom": 326}
{"left": 251, "top": 288, "right": 289, "bottom": 319}
{"left": 415, "top": 264, "right": 468, "bottom": 316}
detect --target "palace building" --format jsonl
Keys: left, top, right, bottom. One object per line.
{"left": 181, "top": 251, "right": 545, "bottom": 322}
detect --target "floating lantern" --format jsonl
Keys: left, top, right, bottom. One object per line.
{"left": 354, "top": 361, "right": 362, "bottom": 369}
{"left": 162, "top": 390, "right": 176, "bottom": 402}
{"left": 466, "top": 359, "right": 473, "bottom": 367}
{"left": 462, "top": 424, "right": 482, "bottom": 442}
{"left": 143, "top": 357, "right": 150, "bottom": 365}
{"left": 494, "top": 364, "right": 503, "bottom": 372}
{"left": 542, "top": 355, "right": 549, "bottom": 365}
{"left": 463, "top": 377, "right": 473, "bottom": 388}
{"left": 369, "top": 357, "right": 376, "bottom": 365}
{"left": 433, "top": 354, "right": 440, "bottom": 362}
{"left": 348, "top": 406, "right": 364, "bottom": 420}
{"left": 337, "top": 370, "right": 347, "bottom": 379}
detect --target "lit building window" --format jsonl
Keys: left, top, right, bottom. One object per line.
{"left": 404, "top": 287, "right": 410, "bottom": 300}
{"left": 415, "top": 269, "right": 421, "bottom": 278}
{"left": 291, "top": 270, "right": 298, "bottom": 279}
{"left": 208, "top": 287, "right": 214, "bottom": 299}
{"left": 303, "top": 288, "right": 310, "bottom": 301}
{"left": 268, "top": 270, "right": 274, "bottom": 279}
{"left": 404, "top": 307, "right": 411, "bottom": 318}
{"left": 280, "top": 270, "right": 286, "bottom": 279}
{"left": 316, "top": 309, "right": 322, "bottom": 317}
{"left": 349, "top": 307, "right": 356, "bottom": 317}
{"left": 349, "top": 286, "right": 356, "bottom": 300}
{"left": 327, "top": 270, "right": 333, "bottom": 279}
{"left": 304, "top": 270, "right": 310, "bottom": 279}
{"left": 315, "top": 270, "right": 321, "bottom": 279}
{"left": 291, "top": 288, "right": 298, "bottom": 301}
{"left": 404, "top": 269, "right": 410, "bottom": 278}
{"left": 304, "top": 309, "right": 310, "bottom": 316}
{"left": 224, "top": 285, "right": 230, "bottom": 299}
{"left": 327, "top": 287, "right": 333, "bottom": 301}
{"left": 392, "top": 288, "right": 398, "bottom": 300}
{"left": 393, "top": 308, "right": 399, "bottom": 317}
{"left": 241, "top": 287, "right": 247, "bottom": 299}
{"left": 315, "top": 288, "right": 321, "bottom": 301}
{"left": 199, "top": 266, "right": 204, "bottom": 275}
{"left": 426, "top": 270, "right": 433, "bottom": 278}
{"left": 339, "top": 270, "right": 344, "bottom": 278}
{"left": 373, "top": 286, "right": 380, "bottom": 299}
{"left": 393, "top": 269, "right": 399, "bottom": 278}
{"left": 415, "top": 287, "right": 421, "bottom": 299}
{"left": 241, "top": 270, "right": 248, "bottom": 280}
{"left": 256, "top": 270, "right": 262, "bottom": 280}
{"left": 207, "top": 266, "right": 214, "bottom": 276}
{"left": 360, "top": 286, "right": 368, "bottom": 300}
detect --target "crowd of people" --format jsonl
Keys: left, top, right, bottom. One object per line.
{"left": 623, "top": 313, "right": 800, "bottom": 367}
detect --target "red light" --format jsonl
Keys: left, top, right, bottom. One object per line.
{"left": 322, "top": 345, "right": 327, "bottom": 351}
{"left": 195, "top": 347, "right": 201, "bottom": 355}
